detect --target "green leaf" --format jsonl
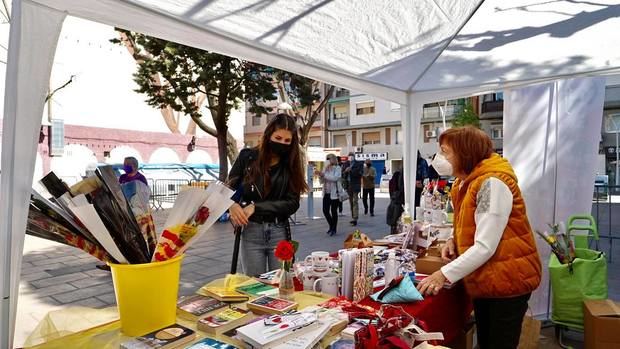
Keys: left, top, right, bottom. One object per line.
{"left": 291, "top": 240, "right": 299, "bottom": 254}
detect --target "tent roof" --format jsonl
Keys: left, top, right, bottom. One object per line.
{"left": 34, "top": 0, "right": 620, "bottom": 103}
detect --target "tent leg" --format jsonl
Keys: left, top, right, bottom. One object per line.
{"left": 0, "top": 2, "right": 65, "bottom": 348}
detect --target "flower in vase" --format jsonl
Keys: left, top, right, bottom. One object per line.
{"left": 274, "top": 240, "right": 298, "bottom": 271}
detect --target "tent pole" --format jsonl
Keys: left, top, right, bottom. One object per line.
{"left": 0, "top": 2, "right": 65, "bottom": 347}
{"left": 401, "top": 94, "right": 423, "bottom": 214}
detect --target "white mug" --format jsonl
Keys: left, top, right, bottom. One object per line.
{"left": 304, "top": 251, "right": 331, "bottom": 276}
{"left": 431, "top": 209, "right": 448, "bottom": 225}
{"left": 313, "top": 273, "right": 339, "bottom": 296}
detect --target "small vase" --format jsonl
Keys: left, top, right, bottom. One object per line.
{"left": 278, "top": 269, "right": 295, "bottom": 301}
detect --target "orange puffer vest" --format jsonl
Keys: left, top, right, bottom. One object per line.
{"left": 451, "top": 154, "right": 541, "bottom": 299}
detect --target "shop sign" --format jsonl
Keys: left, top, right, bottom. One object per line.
{"left": 355, "top": 152, "right": 388, "bottom": 161}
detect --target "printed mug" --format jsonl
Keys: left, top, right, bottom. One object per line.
{"left": 304, "top": 251, "right": 331, "bottom": 276}
{"left": 313, "top": 273, "right": 339, "bottom": 296}
{"left": 431, "top": 209, "right": 448, "bottom": 225}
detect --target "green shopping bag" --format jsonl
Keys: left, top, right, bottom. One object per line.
{"left": 549, "top": 248, "right": 607, "bottom": 329}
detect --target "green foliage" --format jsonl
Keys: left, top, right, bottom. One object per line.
{"left": 451, "top": 101, "right": 480, "bottom": 128}
{"left": 111, "top": 30, "right": 277, "bottom": 122}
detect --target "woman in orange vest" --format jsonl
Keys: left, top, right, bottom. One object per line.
{"left": 417, "top": 126, "right": 542, "bottom": 349}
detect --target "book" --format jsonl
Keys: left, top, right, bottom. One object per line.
{"left": 197, "top": 286, "right": 249, "bottom": 302}
{"left": 120, "top": 323, "right": 196, "bottom": 349}
{"left": 184, "top": 337, "right": 240, "bottom": 349}
{"left": 197, "top": 306, "right": 252, "bottom": 335}
{"left": 271, "top": 320, "right": 332, "bottom": 349}
{"left": 235, "top": 280, "right": 278, "bottom": 297}
{"left": 220, "top": 315, "right": 270, "bottom": 348}
{"left": 340, "top": 321, "right": 366, "bottom": 341}
{"left": 235, "top": 313, "right": 319, "bottom": 349}
{"left": 246, "top": 295, "right": 298, "bottom": 315}
{"left": 176, "top": 294, "right": 228, "bottom": 321}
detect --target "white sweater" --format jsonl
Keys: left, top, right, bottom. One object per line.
{"left": 440, "top": 177, "right": 514, "bottom": 283}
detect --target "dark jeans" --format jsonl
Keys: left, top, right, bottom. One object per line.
{"left": 338, "top": 200, "right": 343, "bottom": 213}
{"left": 362, "top": 188, "right": 375, "bottom": 214}
{"left": 322, "top": 194, "right": 339, "bottom": 232}
{"left": 473, "top": 293, "right": 531, "bottom": 349}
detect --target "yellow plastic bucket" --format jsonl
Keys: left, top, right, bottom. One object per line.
{"left": 109, "top": 255, "right": 184, "bottom": 336}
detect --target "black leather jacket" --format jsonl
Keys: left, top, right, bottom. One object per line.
{"left": 228, "top": 148, "right": 300, "bottom": 221}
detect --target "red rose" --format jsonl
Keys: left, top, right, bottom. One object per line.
{"left": 194, "top": 206, "right": 210, "bottom": 225}
{"left": 274, "top": 240, "right": 295, "bottom": 261}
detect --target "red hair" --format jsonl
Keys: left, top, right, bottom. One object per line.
{"left": 438, "top": 126, "right": 494, "bottom": 174}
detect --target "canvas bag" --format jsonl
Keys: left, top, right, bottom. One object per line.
{"left": 337, "top": 180, "right": 349, "bottom": 202}
{"left": 549, "top": 248, "right": 608, "bottom": 329}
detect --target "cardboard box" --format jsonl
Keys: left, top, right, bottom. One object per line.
{"left": 415, "top": 255, "right": 447, "bottom": 274}
{"left": 584, "top": 299, "right": 620, "bottom": 349}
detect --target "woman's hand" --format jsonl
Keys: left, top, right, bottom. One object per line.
{"left": 229, "top": 203, "right": 249, "bottom": 227}
{"left": 416, "top": 270, "right": 447, "bottom": 296}
{"left": 441, "top": 238, "right": 456, "bottom": 263}
{"left": 243, "top": 204, "right": 255, "bottom": 219}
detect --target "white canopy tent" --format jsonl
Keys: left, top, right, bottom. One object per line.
{"left": 2, "top": 0, "right": 620, "bottom": 346}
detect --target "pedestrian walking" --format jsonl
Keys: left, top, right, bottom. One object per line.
{"left": 362, "top": 159, "right": 376, "bottom": 216}
{"left": 318, "top": 154, "right": 342, "bottom": 236}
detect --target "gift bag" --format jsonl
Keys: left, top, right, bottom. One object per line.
{"left": 344, "top": 230, "right": 373, "bottom": 249}
{"left": 517, "top": 313, "right": 540, "bottom": 349}
{"left": 354, "top": 305, "right": 413, "bottom": 349}
{"left": 549, "top": 248, "right": 607, "bottom": 329}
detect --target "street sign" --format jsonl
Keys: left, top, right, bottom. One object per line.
{"left": 355, "top": 152, "right": 388, "bottom": 161}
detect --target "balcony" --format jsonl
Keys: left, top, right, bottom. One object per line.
{"left": 329, "top": 117, "right": 350, "bottom": 128}
{"left": 481, "top": 100, "right": 503, "bottom": 114}
{"left": 422, "top": 104, "right": 463, "bottom": 119}
{"left": 335, "top": 89, "right": 350, "bottom": 98}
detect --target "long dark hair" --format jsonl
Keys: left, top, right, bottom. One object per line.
{"left": 248, "top": 113, "right": 308, "bottom": 196}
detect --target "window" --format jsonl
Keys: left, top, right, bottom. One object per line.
{"left": 50, "top": 119, "right": 64, "bottom": 156}
{"left": 308, "top": 136, "right": 321, "bottom": 147}
{"left": 356, "top": 101, "right": 375, "bottom": 115}
{"left": 252, "top": 115, "right": 261, "bottom": 126}
{"left": 496, "top": 92, "right": 504, "bottom": 101}
{"left": 395, "top": 129, "right": 403, "bottom": 145}
{"left": 605, "top": 113, "right": 620, "bottom": 133}
{"left": 491, "top": 126, "right": 503, "bottom": 139}
{"left": 483, "top": 93, "right": 503, "bottom": 102}
{"left": 390, "top": 102, "right": 401, "bottom": 111}
{"left": 362, "top": 132, "right": 381, "bottom": 145}
{"left": 333, "top": 105, "right": 348, "bottom": 119}
{"left": 333, "top": 135, "right": 347, "bottom": 147}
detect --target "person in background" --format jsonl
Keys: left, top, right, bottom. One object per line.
{"left": 119, "top": 157, "right": 148, "bottom": 186}
{"left": 318, "top": 154, "right": 341, "bottom": 236}
{"left": 362, "top": 159, "right": 376, "bottom": 216}
{"left": 386, "top": 165, "right": 405, "bottom": 234}
{"left": 227, "top": 114, "right": 308, "bottom": 277}
{"left": 417, "top": 126, "right": 541, "bottom": 349}
{"left": 415, "top": 151, "right": 429, "bottom": 212}
{"left": 337, "top": 156, "right": 344, "bottom": 215}
{"left": 343, "top": 152, "right": 363, "bottom": 226}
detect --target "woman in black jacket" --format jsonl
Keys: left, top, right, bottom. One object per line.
{"left": 227, "top": 114, "right": 308, "bottom": 276}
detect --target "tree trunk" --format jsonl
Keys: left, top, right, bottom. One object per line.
{"left": 216, "top": 128, "right": 229, "bottom": 182}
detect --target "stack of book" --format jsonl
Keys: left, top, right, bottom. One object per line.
{"left": 197, "top": 286, "right": 249, "bottom": 303}
{"left": 246, "top": 296, "right": 298, "bottom": 315}
{"left": 235, "top": 280, "right": 278, "bottom": 297}
{"left": 120, "top": 323, "right": 196, "bottom": 349}
{"left": 197, "top": 306, "right": 252, "bottom": 336}
{"left": 235, "top": 312, "right": 326, "bottom": 349}
{"left": 176, "top": 294, "right": 228, "bottom": 321}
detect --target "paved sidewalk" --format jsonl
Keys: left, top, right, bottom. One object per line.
{"left": 14, "top": 194, "right": 392, "bottom": 346}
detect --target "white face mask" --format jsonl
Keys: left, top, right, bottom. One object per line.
{"left": 431, "top": 153, "right": 453, "bottom": 176}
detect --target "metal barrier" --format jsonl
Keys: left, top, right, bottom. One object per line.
{"left": 148, "top": 178, "right": 190, "bottom": 210}
{"left": 592, "top": 185, "right": 620, "bottom": 262}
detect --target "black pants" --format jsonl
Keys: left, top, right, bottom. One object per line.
{"left": 338, "top": 200, "right": 343, "bottom": 213}
{"left": 322, "top": 194, "right": 339, "bottom": 232}
{"left": 415, "top": 187, "right": 423, "bottom": 210}
{"left": 473, "top": 293, "right": 530, "bottom": 349}
{"left": 362, "top": 188, "right": 375, "bottom": 214}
